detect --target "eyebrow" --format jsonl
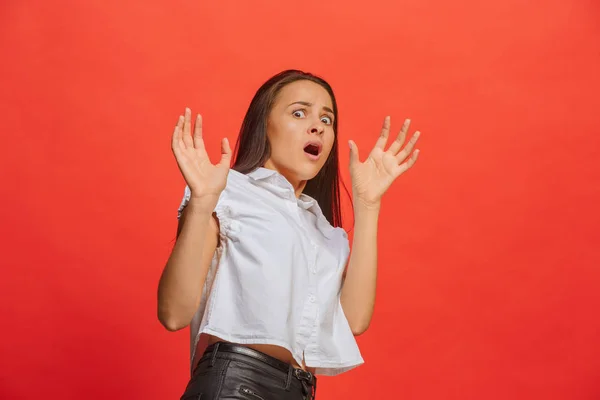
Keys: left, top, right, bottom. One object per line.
{"left": 288, "top": 101, "right": 334, "bottom": 115}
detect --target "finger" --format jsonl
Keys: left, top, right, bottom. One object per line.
{"left": 193, "top": 114, "right": 205, "bottom": 150}
{"left": 171, "top": 118, "right": 183, "bottom": 154}
{"left": 348, "top": 140, "right": 360, "bottom": 165}
{"left": 395, "top": 131, "right": 421, "bottom": 162}
{"left": 394, "top": 148, "right": 420, "bottom": 177}
{"left": 387, "top": 119, "right": 410, "bottom": 155}
{"left": 218, "top": 138, "right": 232, "bottom": 167}
{"left": 181, "top": 109, "right": 194, "bottom": 148}
{"left": 373, "top": 116, "right": 391, "bottom": 150}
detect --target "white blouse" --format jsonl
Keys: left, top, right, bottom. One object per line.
{"left": 177, "top": 167, "right": 364, "bottom": 376}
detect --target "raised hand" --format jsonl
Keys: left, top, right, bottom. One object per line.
{"left": 171, "top": 107, "right": 232, "bottom": 201}
{"left": 348, "top": 117, "right": 420, "bottom": 208}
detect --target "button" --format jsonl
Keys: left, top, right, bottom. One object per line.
{"left": 312, "top": 268, "right": 317, "bottom": 274}
{"left": 309, "top": 295, "right": 316, "bottom": 303}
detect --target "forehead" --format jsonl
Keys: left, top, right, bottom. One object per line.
{"left": 276, "top": 80, "right": 333, "bottom": 109}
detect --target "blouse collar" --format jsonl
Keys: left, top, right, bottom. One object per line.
{"left": 245, "top": 167, "right": 339, "bottom": 239}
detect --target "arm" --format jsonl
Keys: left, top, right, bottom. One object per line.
{"left": 158, "top": 198, "right": 219, "bottom": 331}
{"left": 340, "top": 203, "right": 380, "bottom": 336}
{"left": 343, "top": 116, "right": 421, "bottom": 336}
{"left": 157, "top": 199, "right": 219, "bottom": 332}
{"left": 158, "top": 107, "right": 231, "bottom": 331}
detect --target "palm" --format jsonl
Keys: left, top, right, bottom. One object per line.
{"left": 171, "top": 108, "right": 231, "bottom": 198}
{"left": 349, "top": 117, "right": 421, "bottom": 206}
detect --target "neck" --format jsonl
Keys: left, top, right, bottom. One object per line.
{"left": 293, "top": 181, "right": 307, "bottom": 198}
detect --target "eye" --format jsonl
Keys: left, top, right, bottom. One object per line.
{"left": 292, "top": 109, "right": 306, "bottom": 118}
{"left": 321, "top": 115, "right": 333, "bottom": 125}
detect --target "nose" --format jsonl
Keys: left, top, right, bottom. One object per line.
{"left": 309, "top": 121, "right": 325, "bottom": 135}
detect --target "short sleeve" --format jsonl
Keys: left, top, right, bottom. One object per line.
{"left": 213, "top": 197, "right": 241, "bottom": 241}
{"left": 177, "top": 185, "right": 192, "bottom": 220}
{"left": 175, "top": 178, "right": 241, "bottom": 241}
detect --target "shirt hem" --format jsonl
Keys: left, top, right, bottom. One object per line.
{"left": 196, "top": 327, "right": 364, "bottom": 376}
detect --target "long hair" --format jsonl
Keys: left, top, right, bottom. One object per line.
{"left": 231, "top": 69, "right": 349, "bottom": 228}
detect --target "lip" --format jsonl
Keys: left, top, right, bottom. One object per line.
{"left": 303, "top": 140, "right": 323, "bottom": 161}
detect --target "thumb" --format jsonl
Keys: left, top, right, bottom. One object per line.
{"left": 219, "top": 137, "right": 232, "bottom": 167}
{"left": 348, "top": 140, "right": 359, "bottom": 165}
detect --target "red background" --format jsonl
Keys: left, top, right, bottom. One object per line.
{"left": 1, "top": 0, "right": 599, "bottom": 399}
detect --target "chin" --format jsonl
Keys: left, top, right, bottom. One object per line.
{"left": 270, "top": 159, "right": 323, "bottom": 183}
{"left": 297, "top": 164, "right": 323, "bottom": 181}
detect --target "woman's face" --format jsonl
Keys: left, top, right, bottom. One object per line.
{"left": 264, "top": 80, "right": 336, "bottom": 189}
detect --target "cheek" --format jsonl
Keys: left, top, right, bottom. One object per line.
{"left": 283, "top": 120, "right": 305, "bottom": 141}
{"left": 269, "top": 119, "right": 298, "bottom": 143}
{"left": 267, "top": 126, "right": 296, "bottom": 162}
{"left": 323, "top": 133, "right": 336, "bottom": 158}
{"left": 267, "top": 123, "right": 286, "bottom": 148}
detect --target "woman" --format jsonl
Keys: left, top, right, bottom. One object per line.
{"left": 158, "top": 70, "right": 421, "bottom": 400}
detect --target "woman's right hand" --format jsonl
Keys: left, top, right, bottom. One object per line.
{"left": 171, "top": 108, "right": 232, "bottom": 204}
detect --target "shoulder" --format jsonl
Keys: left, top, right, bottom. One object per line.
{"left": 217, "top": 168, "right": 265, "bottom": 214}
{"left": 305, "top": 200, "right": 349, "bottom": 244}
{"left": 223, "top": 169, "right": 251, "bottom": 190}
{"left": 219, "top": 169, "right": 254, "bottom": 202}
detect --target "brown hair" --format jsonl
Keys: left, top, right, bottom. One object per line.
{"left": 231, "top": 69, "right": 350, "bottom": 228}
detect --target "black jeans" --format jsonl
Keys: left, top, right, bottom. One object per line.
{"left": 179, "top": 342, "right": 317, "bottom": 400}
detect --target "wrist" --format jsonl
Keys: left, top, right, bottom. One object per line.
{"left": 354, "top": 202, "right": 381, "bottom": 221}
{"left": 354, "top": 196, "right": 381, "bottom": 212}
{"left": 186, "top": 195, "right": 220, "bottom": 214}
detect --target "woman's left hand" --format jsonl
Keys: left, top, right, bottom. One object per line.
{"left": 349, "top": 117, "right": 421, "bottom": 208}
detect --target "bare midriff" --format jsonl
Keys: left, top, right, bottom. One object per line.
{"left": 196, "top": 333, "right": 316, "bottom": 374}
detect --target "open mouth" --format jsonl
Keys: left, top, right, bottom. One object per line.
{"left": 303, "top": 142, "right": 322, "bottom": 157}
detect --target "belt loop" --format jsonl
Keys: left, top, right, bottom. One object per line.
{"left": 210, "top": 342, "right": 221, "bottom": 367}
{"left": 285, "top": 365, "right": 293, "bottom": 391}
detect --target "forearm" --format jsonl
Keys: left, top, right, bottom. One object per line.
{"left": 158, "top": 201, "right": 216, "bottom": 331}
{"left": 340, "top": 203, "right": 380, "bottom": 335}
